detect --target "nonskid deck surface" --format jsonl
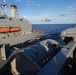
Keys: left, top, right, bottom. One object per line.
{"left": 0, "top": 31, "right": 42, "bottom": 46}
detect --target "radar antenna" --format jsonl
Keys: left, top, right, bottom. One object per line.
{"left": 0, "top": 0, "right": 7, "bottom": 16}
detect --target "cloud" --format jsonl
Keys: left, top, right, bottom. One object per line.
{"left": 68, "top": 6, "right": 76, "bottom": 11}
{"left": 37, "top": 4, "right": 40, "bottom": 6}
{"left": 68, "top": 6, "right": 72, "bottom": 9}
{"left": 73, "top": 8, "right": 76, "bottom": 11}
{"left": 28, "top": 18, "right": 52, "bottom": 24}
{"left": 68, "top": 3, "right": 76, "bottom": 12}
{"left": 25, "top": 0, "right": 40, "bottom": 7}
{"left": 74, "top": 3, "right": 76, "bottom": 5}
{"left": 41, "top": 18, "right": 52, "bottom": 22}
{"left": 70, "top": 7, "right": 76, "bottom": 12}
{"left": 15, "top": 0, "right": 22, "bottom": 2}
{"left": 25, "top": 0, "right": 36, "bottom": 6}
{"left": 60, "top": 12, "right": 71, "bottom": 17}
{"left": 59, "top": 2, "right": 76, "bottom": 18}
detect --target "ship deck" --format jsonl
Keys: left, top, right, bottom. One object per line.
{"left": 36, "top": 41, "right": 76, "bottom": 75}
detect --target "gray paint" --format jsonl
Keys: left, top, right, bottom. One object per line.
{"left": 0, "top": 1, "right": 43, "bottom": 46}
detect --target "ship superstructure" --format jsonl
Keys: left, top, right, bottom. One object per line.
{"left": 0, "top": 0, "right": 43, "bottom": 46}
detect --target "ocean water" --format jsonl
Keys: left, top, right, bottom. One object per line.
{"left": 32, "top": 24, "right": 76, "bottom": 33}
{"left": 32, "top": 24, "right": 76, "bottom": 45}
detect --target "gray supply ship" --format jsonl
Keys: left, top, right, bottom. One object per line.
{"left": 0, "top": 0, "right": 43, "bottom": 46}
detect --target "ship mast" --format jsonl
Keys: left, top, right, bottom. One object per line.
{"left": 0, "top": 0, "right": 7, "bottom": 16}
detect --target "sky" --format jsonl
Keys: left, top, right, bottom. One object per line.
{"left": 0, "top": 0, "right": 76, "bottom": 24}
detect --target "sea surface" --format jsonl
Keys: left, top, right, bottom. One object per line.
{"left": 32, "top": 24, "right": 76, "bottom": 33}
{"left": 32, "top": 24, "right": 76, "bottom": 45}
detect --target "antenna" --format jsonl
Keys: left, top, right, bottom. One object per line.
{"left": 0, "top": 0, "right": 7, "bottom": 16}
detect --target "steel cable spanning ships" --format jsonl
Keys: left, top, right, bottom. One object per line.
{"left": 0, "top": 1, "right": 43, "bottom": 46}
